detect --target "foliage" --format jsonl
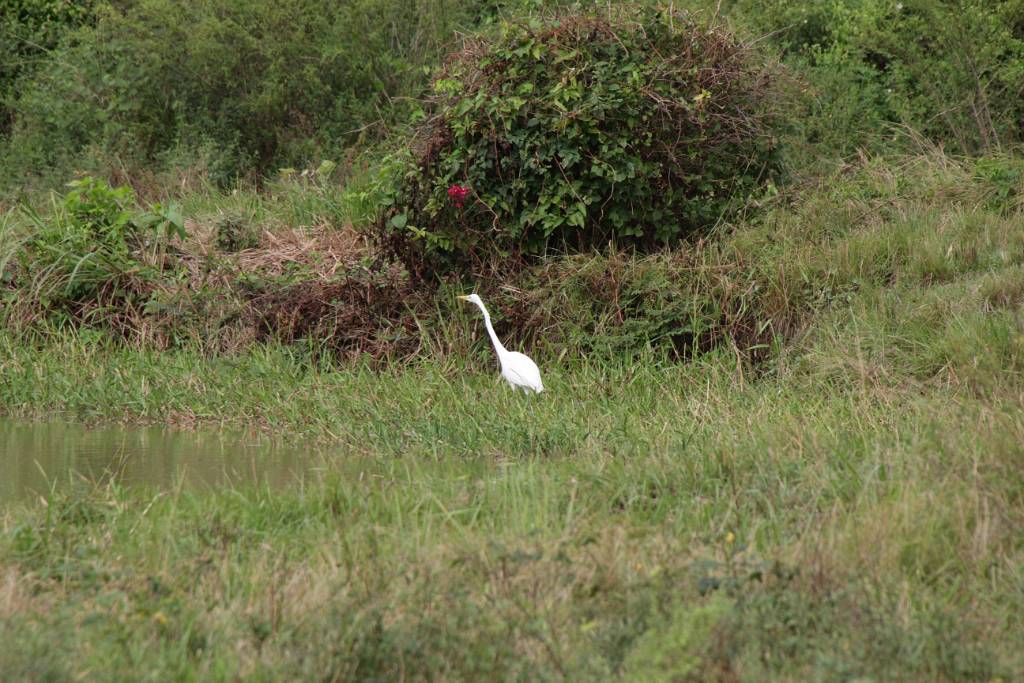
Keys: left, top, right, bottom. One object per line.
{"left": 0, "top": 0, "right": 97, "bottom": 135}
{"left": 0, "top": 0, "right": 557, "bottom": 191}
{"left": 973, "top": 154, "right": 1024, "bottom": 212}
{"left": 378, "top": 7, "right": 781, "bottom": 277}
{"left": 7, "top": 176, "right": 184, "bottom": 328}
{"left": 722, "top": 0, "right": 1024, "bottom": 157}
{"left": 4, "top": 150, "right": 1021, "bottom": 363}
{"left": 213, "top": 213, "right": 261, "bottom": 253}
{"left": 3, "top": 0, "right": 1024, "bottom": 193}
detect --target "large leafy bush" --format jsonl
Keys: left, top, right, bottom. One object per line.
{"left": 379, "top": 8, "right": 780, "bottom": 277}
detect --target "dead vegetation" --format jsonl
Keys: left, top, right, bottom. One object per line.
{"left": 153, "top": 220, "right": 426, "bottom": 361}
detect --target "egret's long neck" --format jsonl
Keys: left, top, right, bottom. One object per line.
{"left": 476, "top": 302, "right": 508, "bottom": 360}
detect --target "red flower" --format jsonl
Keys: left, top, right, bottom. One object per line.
{"left": 447, "top": 184, "right": 470, "bottom": 208}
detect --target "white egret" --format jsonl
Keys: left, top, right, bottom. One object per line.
{"left": 458, "top": 294, "right": 544, "bottom": 394}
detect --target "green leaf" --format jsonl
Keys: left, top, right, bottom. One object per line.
{"left": 316, "top": 160, "right": 337, "bottom": 178}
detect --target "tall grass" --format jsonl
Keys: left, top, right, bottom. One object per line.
{"left": 1, "top": 352, "right": 1021, "bottom": 678}
{"left": 2, "top": 151, "right": 1024, "bottom": 679}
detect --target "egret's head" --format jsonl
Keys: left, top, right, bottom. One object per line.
{"left": 458, "top": 293, "right": 482, "bottom": 306}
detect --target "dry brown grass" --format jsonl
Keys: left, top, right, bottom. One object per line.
{"left": 0, "top": 566, "right": 47, "bottom": 620}
{"left": 235, "top": 224, "right": 366, "bottom": 279}
{"left": 125, "top": 219, "right": 425, "bottom": 359}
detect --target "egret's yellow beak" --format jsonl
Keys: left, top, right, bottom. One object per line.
{"left": 457, "top": 295, "right": 471, "bottom": 301}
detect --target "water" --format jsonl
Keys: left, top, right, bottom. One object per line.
{"left": 0, "top": 418, "right": 313, "bottom": 505}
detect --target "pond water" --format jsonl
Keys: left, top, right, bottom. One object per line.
{"left": 0, "top": 418, "right": 312, "bottom": 505}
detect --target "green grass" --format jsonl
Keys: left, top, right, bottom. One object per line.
{"left": 2, "top": 333, "right": 1023, "bottom": 679}
{"left": 2, "top": 153, "right": 1024, "bottom": 679}
{"left": 1, "top": 351, "right": 1021, "bottom": 679}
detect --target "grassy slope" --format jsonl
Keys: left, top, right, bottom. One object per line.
{"left": 2, "top": 155, "right": 1024, "bottom": 680}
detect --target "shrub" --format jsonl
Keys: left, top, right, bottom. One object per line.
{"left": 973, "top": 154, "right": 1024, "bottom": 212}
{"left": 20, "top": 177, "right": 141, "bottom": 308}
{"left": 9, "top": 177, "right": 183, "bottom": 327}
{"left": 722, "top": 0, "right": 1024, "bottom": 157}
{"left": 0, "top": 0, "right": 541, "bottom": 190}
{"left": 0, "top": 0, "right": 97, "bottom": 135}
{"left": 214, "top": 213, "right": 261, "bottom": 253}
{"left": 377, "top": 7, "right": 781, "bottom": 278}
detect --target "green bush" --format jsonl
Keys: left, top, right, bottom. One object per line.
{"left": 378, "top": 7, "right": 780, "bottom": 277}
{"left": 722, "top": 0, "right": 1024, "bottom": 157}
{"left": 20, "top": 177, "right": 140, "bottom": 307}
{"left": 973, "top": 154, "right": 1024, "bottom": 212}
{"left": 10, "top": 177, "right": 183, "bottom": 325}
{"left": 0, "top": 0, "right": 97, "bottom": 135}
{"left": 0, "top": 0, "right": 558, "bottom": 190}
{"left": 11, "top": 0, "right": 424, "bottom": 183}
{"left": 4, "top": 0, "right": 1022, "bottom": 193}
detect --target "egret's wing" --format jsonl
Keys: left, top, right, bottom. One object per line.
{"left": 504, "top": 352, "right": 544, "bottom": 392}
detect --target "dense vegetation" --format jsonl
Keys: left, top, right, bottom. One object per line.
{"left": 4, "top": 0, "right": 1024, "bottom": 194}
{"left": 0, "top": 0, "right": 538, "bottom": 189}
{"left": 2, "top": 0, "right": 1024, "bottom": 680}
{"left": 726, "top": 0, "right": 1024, "bottom": 157}
{"left": 378, "top": 9, "right": 779, "bottom": 276}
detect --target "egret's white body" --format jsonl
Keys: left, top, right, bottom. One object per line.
{"left": 458, "top": 294, "right": 544, "bottom": 394}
